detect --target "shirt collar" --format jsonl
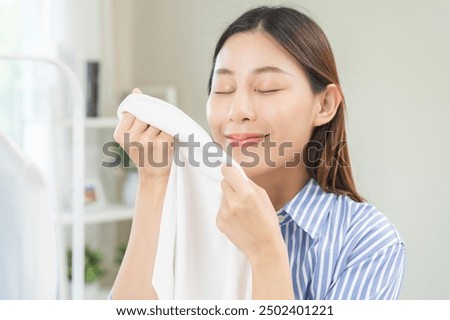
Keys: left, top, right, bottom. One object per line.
{"left": 279, "top": 178, "right": 337, "bottom": 240}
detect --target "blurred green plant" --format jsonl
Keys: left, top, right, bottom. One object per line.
{"left": 67, "top": 246, "right": 106, "bottom": 284}
{"left": 115, "top": 243, "right": 127, "bottom": 266}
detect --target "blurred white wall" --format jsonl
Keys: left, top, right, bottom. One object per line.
{"left": 112, "top": 0, "right": 450, "bottom": 299}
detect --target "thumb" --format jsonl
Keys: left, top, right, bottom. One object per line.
{"left": 132, "top": 87, "right": 142, "bottom": 94}
{"left": 248, "top": 178, "right": 266, "bottom": 195}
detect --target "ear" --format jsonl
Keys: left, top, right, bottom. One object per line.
{"left": 312, "top": 84, "right": 342, "bottom": 127}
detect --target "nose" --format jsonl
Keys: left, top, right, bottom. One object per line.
{"left": 227, "top": 89, "right": 256, "bottom": 123}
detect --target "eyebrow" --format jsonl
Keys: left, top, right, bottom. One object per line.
{"left": 214, "top": 66, "right": 293, "bottom": 76}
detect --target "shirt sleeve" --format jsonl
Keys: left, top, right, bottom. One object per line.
{"left": 324, "top": 242, "right": 406, "bottom": 299}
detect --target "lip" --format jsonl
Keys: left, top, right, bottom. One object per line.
{"left": 226, "top": 133, "right": 269, "bottom": 147}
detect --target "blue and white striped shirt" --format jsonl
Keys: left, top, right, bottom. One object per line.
{"left": 277, "top": 178, "right": 406, "bottom": 300}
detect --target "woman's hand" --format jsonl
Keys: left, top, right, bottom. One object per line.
{"left": 114, "top": 88, "right": 174, "bottom": 182}
{"left": 111, "top": 88, "right": 173, "bottom": 299}
{"left": 217, "top": 165, "right": 294, "bottom": 299}
{"left": 217, "top": 165, "right": 285, "bottom": 263}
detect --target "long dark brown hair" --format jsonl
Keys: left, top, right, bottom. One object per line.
{"left": 207, "top": 6, "right": 365, "bottom": 203}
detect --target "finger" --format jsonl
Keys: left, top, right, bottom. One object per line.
{"left": 144, "top": 124, "right": 162, "bottom": 138}
{"left": 220, "top": 178, "right": 235, "bottom": 202}
{"left": 218, "top": 180, "right": 233, "bottom": 222}
{"left": 157, "top": 131, "right": 173, "bottom": 141}
{"left": 132, "top": 87, "right": 142, "bottom": 94}
{"left": 129, "top": 118, "right": 149, "bottom": 135}
{"left": 248, "top": 178, "right": 266, "bottom": 196}
{"left": 117, "top": 112, "right": 135, "bottom": 132}
{"left": 216, "top": 195, "right": 229, "bottom": 233}
{"left": 221, "top": 164, "right": 248, "bottom": 194}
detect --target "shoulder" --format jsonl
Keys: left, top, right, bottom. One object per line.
{"left": 327, "top": 193, "right": 405, "bottom": 264}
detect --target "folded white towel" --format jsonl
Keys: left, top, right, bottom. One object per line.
{"left": 117, "top": 93, "right": 252, "bottom": 299}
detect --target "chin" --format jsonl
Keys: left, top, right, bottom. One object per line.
{"left": 226, "top": 146, "right": 266, "bottom": 171}
{"left": 239, "top": 163, "right": 272, "bottom": 179}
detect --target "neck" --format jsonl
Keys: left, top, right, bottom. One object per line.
{"left": 252, "top": 165, "right": 310, "bottom": 211}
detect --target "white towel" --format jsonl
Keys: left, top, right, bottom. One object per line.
{"left": 117, "top": 93, "right": 252, "bottom": 299}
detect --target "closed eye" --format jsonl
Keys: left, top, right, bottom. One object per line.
{"left": 255, "top": 89, "right": 281, "bottom": 94}
{"left": 214, "top": 91, "right": 235, "bottom": 95}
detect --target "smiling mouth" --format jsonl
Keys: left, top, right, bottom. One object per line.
{"left": 226, "top": 133, "right": 270, "bottom": 148}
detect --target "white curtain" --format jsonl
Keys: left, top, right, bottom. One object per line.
{"left": 0, "top": 131, "right": 58, "bottom": 299}
{"left": 0, "top": 0, "right": 64, "bottom": 299}
{"left": 0, "top": 0, "right": 116, "bottom": 299}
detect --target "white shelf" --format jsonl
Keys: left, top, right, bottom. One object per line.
{"left": 62, "top": 204, "right": 133, "bottom": 225}
{"left": 59, "top": 117, "right": 118, "bottom": 129}
{"left": 85, "top": 117, "right": 118, "bottom": 128}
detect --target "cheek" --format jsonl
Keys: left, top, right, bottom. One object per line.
{"left": 270, "top": 103, "right": 314, "bottom": 150}
{"left": 206, "top": 99, "right": 225, "bottom": 143}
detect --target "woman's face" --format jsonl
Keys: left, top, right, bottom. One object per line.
{"left": 206, "top": 31, "right": 320, "bottom": 179}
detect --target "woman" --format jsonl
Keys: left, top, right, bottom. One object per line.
{"left": 111, "top": 6, "right": 405, "bottom": 300}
